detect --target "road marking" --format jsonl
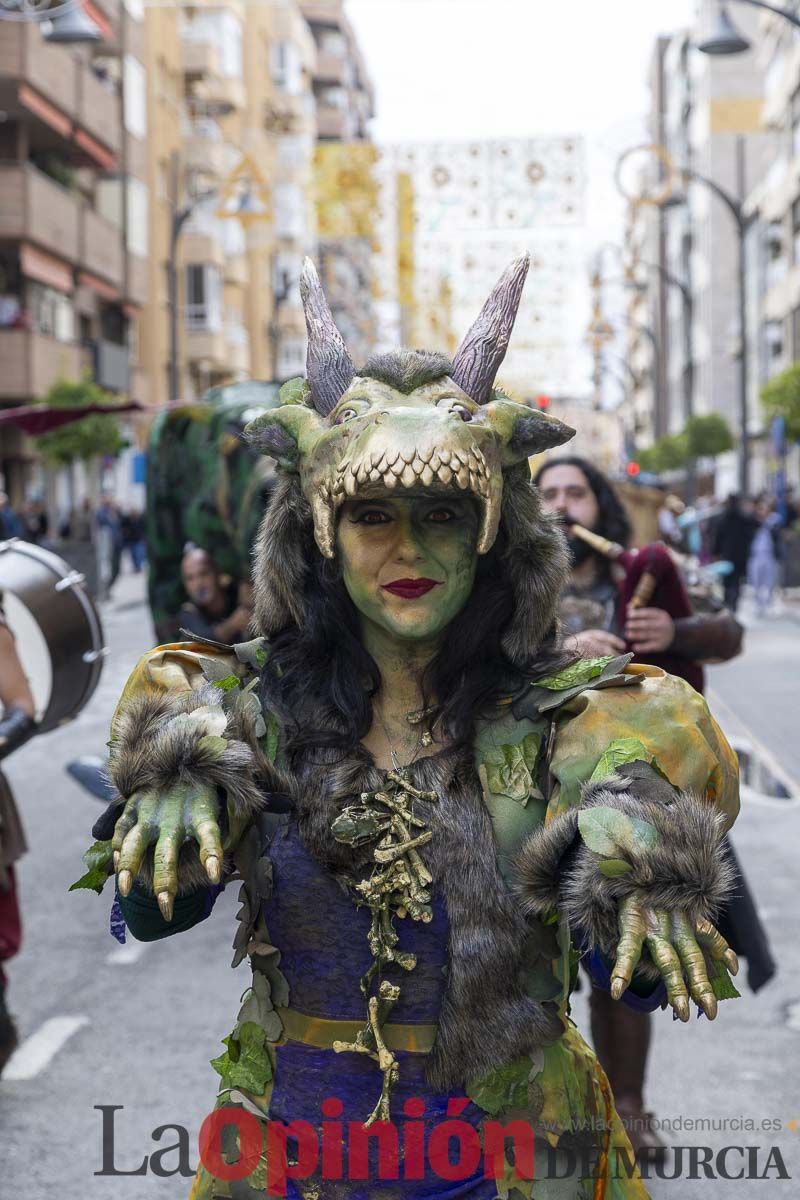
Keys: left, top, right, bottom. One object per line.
{"left": 106, "top": 940, "right": 147, "bottom": 966}
{"left": 707, "top": 687, "right": 799, "bottom": 804}
{"left": 3, "top": 1015, "right": 89, "bottom": 1081}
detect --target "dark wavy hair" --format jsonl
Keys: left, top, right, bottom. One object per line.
{"left": 532, "top": 456, "right": 632, "bottom": 549}
{"left": 261, "top": 516, "right": 568, "bottom": 765}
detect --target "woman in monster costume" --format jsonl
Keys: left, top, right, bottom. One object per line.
{"left": 77, "top": 258, "right": 741, "bottom": 1200}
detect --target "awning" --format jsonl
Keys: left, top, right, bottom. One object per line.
{"left": 0, "top": 401, "right": 144, "bottom": 435}
{"left": 77, "top": 270, "right": 120, "bottom": 302}
{"left": 20, "top": 244, "right": 73, "bottom": 294}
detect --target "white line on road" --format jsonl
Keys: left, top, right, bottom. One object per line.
{"left": 3, "top": 1015, "right": 90, "bottom": 1082}
{"left": 707, "top": 686, "right": 799, "bottom": 804}
{"left": 106, "top": 939, "right": 147, "bottom": 966}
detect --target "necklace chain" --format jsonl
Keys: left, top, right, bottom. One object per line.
{"left": 374, "top": 700, "right": 427, "bottom": 772}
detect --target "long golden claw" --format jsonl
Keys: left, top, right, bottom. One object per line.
{"left": 118, "top": 869, "right": 132, "bottom": 897}
{"left": 205, "top": 854, "right": 221, "bottom": 884}
{"left": 611, "top": 893, "right": 647, "bottom": 999}
{"left": 157, "top": 891, "right": 174, "bottom": 921}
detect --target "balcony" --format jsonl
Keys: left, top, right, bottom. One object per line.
{"left": 0, "top": 164, "right": 80, "bottom": 263}
{"left": 0, "top": 330, "right": 81, "bottom": 401}
{"left": 0, "top": 22, "right": 77, "bottom": 124}
{"left": 77, "top": 68, "right": 121, "bottom": 157}
{"left": 314, "top": 50, "right": 348, "bottom": 85}
{"left": 185, "top": 304, "right": 226, "bottom": 367}
{"left": 181, "top": 228, "right": 226, "bottom": 270}
{"left": 182, "top": 118, "right": 232, "bottom": 180}
{"left": 80, "top": 206, "right": 123, "bottom": 288}
{"left": 190, "top": 74, "right": 246, "bottom": 115}
{"left": 316, "top": 105, "right": 349, "bottom": 140}
{"left": 182, "top": 39, "right": 221, "bottom": 79}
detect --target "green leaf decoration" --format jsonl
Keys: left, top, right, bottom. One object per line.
{"left": 235, "top": 638, "right": 269, "bottom": 671}
{"left": 537, "top": 657, "right": 614, "bottom": 691}
{"left": 264, "top": 710, "right": 280, "bottom": 763}
{"left": 198, "top": 734, "right": 228, "bottom": 759}
{"left": 211, "top": 1022, "right": 273, "bottom": 1093}
{"left": 589, "top": 737, "right": 652, "bottom": 783}
{"left": 598, "top": 858, "right": 633, "bottom": 877}
{"left": 483, "top": 732, "right": 541, "bottom": 804}
{"left": 68, "top": 840, "right": 114, "bottom": 894}
{"left": 628, "top": 816, "right": 658, "bottom": 852}
{"left": 467, "top": 1057, "right": 531, "bottom": 1116}
{"left": 213, "top": 674, "right": 241, "bottom": 693}
{"left": 278, "top": 376, "right": 310, "bottom": 406}
{"left": 578, "top": 806, "right": 635, "bottom": 857}
{"left": 200, "top": 656, "right": 239, "bottom": 684}
{"left": 708, "top": 956, "right": 741, "bottom": 1002}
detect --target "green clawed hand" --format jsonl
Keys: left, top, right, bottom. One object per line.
{"left": 112, "top": 782, "right": 223, "bottom": 921}
{"left": 610, "top": 893, "right": 739, "bottom": 1020}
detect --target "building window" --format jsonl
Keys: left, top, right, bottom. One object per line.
{"left": 762, "top": 319, "right": 785, "bottom": 363}
{"left": 125, "top": 178, "right": 149, "bottom": 257}
{"left": 123, "top": 55, "right": 147, "bottom": 139}
{"left": 30, "top": 284, "right": 74, "bottom": 343}
{"left": 271, "top": 41, "right": 302, "bottom": 94}
{"left": 183, "top": 11, "right": 242, "bottom": 78}
{"left": 766, "top": 219, "right": 786, "bottom": 290}
{"left": 185, "top": 264, "right": 222, "bottom": 331}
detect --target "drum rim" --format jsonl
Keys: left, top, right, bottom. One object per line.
{"left": 0, "top": 537, "right": 106, "bottom": 731}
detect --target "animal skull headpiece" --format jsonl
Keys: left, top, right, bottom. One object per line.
{"left": 247, "top": 256, "right": 574, "bottom": 557}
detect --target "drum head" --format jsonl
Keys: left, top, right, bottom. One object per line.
{"left": 0, "top": 540, "right": 105, "bottom": 731}
{"left": 2, "top": 589, "right": 52, "bottom": 724}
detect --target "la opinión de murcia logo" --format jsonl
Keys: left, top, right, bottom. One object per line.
{"left": 0, "top": 0, "right": 81, "bottom": 23}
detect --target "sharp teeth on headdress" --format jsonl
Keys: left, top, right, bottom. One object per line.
{"left": 356, "top": 461, "right": 370, "bottom": 483}
{"left": 385, "top": 471, "right": 399, "bottom": 489}
{"left": 310, "top": 492, "right": 336, "bottom": 559}
{"left": 420, "top": 464, "right": 435, "bottom": 486}
{"left": 429, "top": 451, "right": 441, "bottom": 471}
{"left": 455, "top": 465, "right": 470, "bottom": 489}
{"left": 369, "top": 466, "right": 383, "bottom": 482}
{"left": 384, "top": 449, "right": 400, "bottom": 468}
{"left": 477, "top": 486, "right": 502, "bottom": 555}
{"left": 438, "top": 449, "right": 452, "bottom": 464}
{"left": 344, "top": 469, "right": 358, "bottom": 495}
{"left": 401, "top": 462, "right": 417, "bottom": 488}
{"left": 437, "top": 464, "right": 454, "bottom": 485}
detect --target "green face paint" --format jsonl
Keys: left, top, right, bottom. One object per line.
{"left": 336, "top": 495, "right": 479, "bottom": 644}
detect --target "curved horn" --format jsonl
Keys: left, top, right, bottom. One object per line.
{"left": 450, "top": 253, "right": 530, "bottom": 405}
{"left": 300, "top": 257, "right": 355, "bottom": 416}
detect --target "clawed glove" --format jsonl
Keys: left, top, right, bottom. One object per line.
{"left": 515, "top": 767, "right": 739, "bottom": 1021}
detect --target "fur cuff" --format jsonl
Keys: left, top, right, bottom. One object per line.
{"left": 514, "top": 777, "right": 735, "bottom": 975}
{"left": 108, "top": 683, "right": 290, "bottom": 896}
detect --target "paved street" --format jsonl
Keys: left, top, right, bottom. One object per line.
{"left": 1, "top": 571, "right": 799, "bottom": 1198}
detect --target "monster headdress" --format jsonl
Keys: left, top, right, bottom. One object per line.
{"left": 247, "top": 255, "right": 575, "bottom": 661}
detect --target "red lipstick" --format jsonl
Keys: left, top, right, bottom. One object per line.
{"left": 381, "top": 577, "right": 441, "bottom": 599}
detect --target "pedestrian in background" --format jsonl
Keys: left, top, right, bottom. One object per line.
{"left": 712, "top": 493, "right": 757, "bottom": 613}
{"left": 95, "top": 497, "right": 123, "bottom": 598}
{"left": 0, "top": 494, "right": 22, "bottom": 541}
{"left": 747, "top": 496, "right": 782, "bottom": 617}
{"left": 121, "top": 509, "right": 147, "bottom": 573}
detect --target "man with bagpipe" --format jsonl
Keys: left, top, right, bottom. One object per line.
{"left": 534, "top": 455, "right": 776, "bottom": 1159}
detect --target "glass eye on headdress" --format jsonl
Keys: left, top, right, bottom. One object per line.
{"left": 333, "top": 408, "right": 359, "bottom": 425}
{"left": 451, "top": 403, "right": 473, "bottom": 422}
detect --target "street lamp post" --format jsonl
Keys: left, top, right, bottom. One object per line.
{"left": 659, "top": 146, "right": 752, "bottom": 494}
{"left": 697, "top": 0, "right": 800, "bottom": 56}
{"left": 628, "top": 261, "right": 697, "bottom": 497}
{"left": 167, "top": 152, "right": 219, "bottom": 403}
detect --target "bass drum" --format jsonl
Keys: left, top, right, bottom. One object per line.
{"left": 0, "top": 539, "right": 106, "bottom": 733}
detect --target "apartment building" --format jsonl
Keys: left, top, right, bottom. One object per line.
{"left": 138, "top": 0, "right": 318, "bottom": 405}
{"left": 741, "top": 0, "right": 800, "bottom": 490}
{"left": 301, "top": 0, "right": 376, "bottom": 367}
{"left": 625, "top": 2, "right": 771, "bottom": 492}
{"left": 0, "top": 2, "right": 148, "bottom": 501}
